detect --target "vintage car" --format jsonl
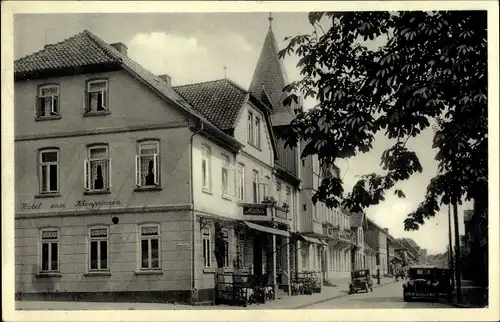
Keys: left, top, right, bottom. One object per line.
{"left": 403, "top": 265, "right": 442, "bottom": 302}
{"left": 348, "top": 268, "right": 373, "bottom": 294}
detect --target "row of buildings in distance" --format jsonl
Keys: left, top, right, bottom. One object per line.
{"left": 14, "top": 22, "right": 427, "bottom": 305}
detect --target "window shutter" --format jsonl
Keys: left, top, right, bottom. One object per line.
{"left": 84, "top": 159, "right": 89, "bottom": 190}
{"left": 51, "top": 96, "right": 59, "bottom": 114}
{"left": 84, "top": 91, "right": 89, "bottom": 113}
{"left": 153, "top": 153, "right": 159, "bottom": 185}
{"left": 135, "top": 155, "right": 140, "bottom": 186}
{"left": 101, "top": 89, "right": 107, "bottom": 109}
{"left": 108, "top": 158, "right": 112, "bottom": 189}
{"left": 228, "top": 166, "right": 234, "bottom": 197}
{"left": 35, "top": 96, "right": 41, "bottom": 117}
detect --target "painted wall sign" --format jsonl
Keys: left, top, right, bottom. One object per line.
{"left": 177, "top": 243, "right": 190, "bottom": 249}
{"left": 75, "top": 200, "right": 121, "bottom": 208}
{"left": 20, "top": 203, "right": 43, "bottom": 210}
{"left": 243, "top": 205, "right": 266, "bottom": 216}
{"left": 19, "top": 199, "right": 121, "bottom": 211}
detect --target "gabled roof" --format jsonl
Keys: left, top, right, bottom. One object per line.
{"left": 14, "top": 30, "right": 242, "bottom": 152}
{"left": 14, "top": 31, "right": 122, "bottom": 76}
{"left": 174, "top": 79, "right": 247, "bottom": 131}
{"left": 249, "top": 25, "right": 298, "bottom": 127}
{"left": 174, "top": 78, "right": 279, "bottom": 158}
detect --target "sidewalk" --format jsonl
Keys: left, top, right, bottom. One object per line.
{"left": 16, "top": 278, "right": 398, "bottom": 310}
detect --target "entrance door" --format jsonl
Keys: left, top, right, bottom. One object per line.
{"left": 253, "top": 234, "right": 263, "bottom": 276}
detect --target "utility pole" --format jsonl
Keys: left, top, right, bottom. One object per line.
{"left": 448, "top": 203, "right": 455, "bottom": 287}
{"left": 452, "top": 198, "right": 462, "bottom": 303}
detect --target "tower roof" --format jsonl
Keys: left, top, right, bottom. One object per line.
{"left": 249, "top": 19, "right": 299, "bottom": 127}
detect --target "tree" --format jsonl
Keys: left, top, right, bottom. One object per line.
{"left": 279, "top": 11, "right": 487, "bottom": 230}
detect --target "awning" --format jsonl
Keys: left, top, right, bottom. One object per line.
{"left": 290, "top": 232, "right": 325, "bottom": 245}
{"left": 243, "top": 221, "right": 290, "bottom": 237}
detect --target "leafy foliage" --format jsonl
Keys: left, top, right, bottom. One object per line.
{"left": 279, "top": 11, "right": 487, "bottom": 230}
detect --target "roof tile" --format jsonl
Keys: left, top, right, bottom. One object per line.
{"left": 15, "top": 30, "right": 120, "bottom": 75}
{"left": 174, "top": 79, "right": 248, "bottom": 131}
{"left": 14, "top": 29, "right": 225, "bottom": 135}
{"left": 249, "top": 28, "right": 298, "bottom": 126}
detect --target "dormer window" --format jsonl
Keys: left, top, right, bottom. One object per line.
{"left": 85, "top": 79, "right": 108, "bottom": 114}
{"left": 36, "top": 84, "right": 59, "bottom": 118}
{"left": 247, "top": 110, "right": 261, "bottom": 149}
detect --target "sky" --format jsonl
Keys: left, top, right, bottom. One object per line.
{"left": 13, "top": 12, "right": 473, "bottom": 255}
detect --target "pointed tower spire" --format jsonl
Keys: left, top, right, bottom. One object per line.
{"left": 249, "top": 13, "right": 299, "bottom": 127}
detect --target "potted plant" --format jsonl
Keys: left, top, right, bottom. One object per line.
{"left": 262, "top": 196, "right": 277, "bottom": 207}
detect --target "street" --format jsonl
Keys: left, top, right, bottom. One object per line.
{"left": 303, "top": 281, "right": 454, "bottom": 309}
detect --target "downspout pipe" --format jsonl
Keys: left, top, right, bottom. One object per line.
{"left": 189, "top": 119, "right": 204, "bottom": 304}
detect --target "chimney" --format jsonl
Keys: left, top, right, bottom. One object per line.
{"left": 158, "top": 74, "right": 172, "bottom": 87}
{"left": 110, "top": 42, "right": 128, "bottom": 56}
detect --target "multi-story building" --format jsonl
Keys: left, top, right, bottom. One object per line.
{"left": 248, "top": 17, "right": 356, "bottom": 283}
{"left": 364, "top": 218, "right": 389, "bottom": 276}
{"left": 397, "top": 238, "right": 421, "bottom": 265}
{"left": 364, "top": 241, "right": 378, "bottom": 274}
{"left": 14, "top": 29, "right": 304, "bottom": 304}
{"left": 386, "top": 231, "right": 404, "bottom": 275}
{"left": 299, "top": 154, "right": 353, "bottom": 281}
{"left": 350, "top": 212, "right": 367, "bottom": 269}
{"left": 247, "top": 19, "right": 304, "bottom": 285}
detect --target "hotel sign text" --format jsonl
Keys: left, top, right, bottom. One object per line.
{"left": 19, "top": 199, "right": 121, "bottom": 211}
{"left": 243, "top": 205, "right": 267, "bottom": 216}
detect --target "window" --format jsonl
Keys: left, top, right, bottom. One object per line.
{"left": 255, "top": 117, "right": 261, "bottom": 148}
{"left": 301, "top": 246, "right": 309, "bottom": 270}
{"left": 317, "top": 246, "right": 321, "bottom": 270}
{"left": 221, "top": 154, "right": 230, "bottom": 197}
{"left": 40, "top": 229, "right": 59, "bottom": 272}
{"left": 201, "top": 144, "right": 211, "bottom": 192}
{"left": 36, "top": 85, "right": 59, "bottom": 117}
{"left": 222, "top": 229, "right": 230, "bottom": 268}
{"left": 84, "top": 145, "right": 111, "bottom": 191}
{"left": 140, "top": 225, "right": 160, "bottom": 269}
{"left": 38, "top": 149, "right": 59, "bottom": 194}
{"left": 252, "top": 170, "right": 259, "bottom": 203}
{"left": 88, "top": 227, "right": 108, "bottom": 271}
{"left": 235, "top": 163, "right": 245, "bottom": 200}
{"left": 262, "top": 175, "right": 270, "bottom": 198}
{"left": 202, "top": 227, "right": 211, "bottom": 268}
{"left": 276, "top": 182, "right": 282, "bottom": 204}
{"left": 136, "top": 141, "right": 160, "bottom": 187}
{"left": 285, "top": 186, "right": 291, "bottom": 207}
{"left": 247, "top": 111, "right": 254, "bottom": 144}
{"left": 86, "top": 80, "right": 108, "bottom": 113}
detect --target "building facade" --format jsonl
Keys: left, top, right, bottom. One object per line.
{"left": 14, "top": 31, "right": 247, "bottom": 303}
{"left": 350, "top": 212, "right": 366, "bottom": 270}
{"left": 14, "top": 29, "right": 306, "bottom": 304}
{"left": 364, "top": 219, "right": 389, "bottom": 276}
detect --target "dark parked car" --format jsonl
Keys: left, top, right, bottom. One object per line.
{"left": 403, "top": 265, "right": 441, "bottom": 302}
{"left": 348, "top": 269, "right": 373, "bottom": 294}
